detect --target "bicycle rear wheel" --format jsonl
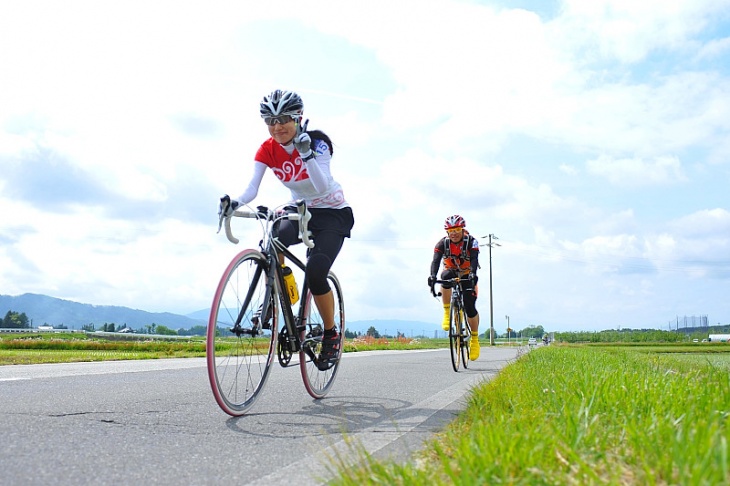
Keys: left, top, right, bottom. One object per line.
{"left": 300, "top": 271, "right": 345, "bottom": 399}
{"left": 207, "top": 250, "right": 278, "bottom": 416}
{"left": 449, "top": 302, "right": 461, "bottom": 372}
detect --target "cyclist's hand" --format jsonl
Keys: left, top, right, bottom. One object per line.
{"left": 428, "top": 275, "right": 437, "bottom": 288}
{"left": 218, "top": 195, "right": 239, "bottom": 218}
{"left": 294, "top": 119, "right": 313, "bottom": 160}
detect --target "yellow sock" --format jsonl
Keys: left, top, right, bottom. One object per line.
{"left": 441, "top": 304, "right": 450, "bottom": 331}
{"left": 470, "top": 335, "right": 480, "bottom": 361}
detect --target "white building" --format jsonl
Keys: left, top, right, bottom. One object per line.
{"left": 708, "top": 334, "right": 730, "bottom": 342}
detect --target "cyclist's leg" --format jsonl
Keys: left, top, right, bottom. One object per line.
{"left": 306, "top": 230, "right": 344, "bottom": 333}
{"left": 313, "top": 290, "right": 335, "bottom": 330}
{"left": 462, "top": 280, "right": 479, "bottom": 333}
{"left": 462, "top": 282, "right": 481, "bottom": 360}
{"left": 301, "top": 206, "right": 353, "bottom": 335}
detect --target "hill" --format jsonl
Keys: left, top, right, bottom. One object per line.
{"left": 0, "top": 293, "right": 206, "bottom": 330}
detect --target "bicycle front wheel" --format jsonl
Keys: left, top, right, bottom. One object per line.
{"left": 207, "top": 250, "right": 278, "bottom": 416}
{"left": 300, "top": 271, "right": 345, "bottom": 399}
{"left": 449, "top": 303, "right": 461, "bottom": 372}
{"left": 461, "top": 321, "right": 471, "bottom": 369}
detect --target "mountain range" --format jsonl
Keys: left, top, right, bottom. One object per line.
{"left": 0, "top": 293, "right": 439, "bottom": 336}
{"left": 0, "top": 293, "right": 206, "bottom": 330}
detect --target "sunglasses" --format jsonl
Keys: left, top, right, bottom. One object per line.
{"left": 264, "top": 115, "right": 297, "bottom": 126}
{"left": 446, "top": 228, "right": 463, "bottom": 234}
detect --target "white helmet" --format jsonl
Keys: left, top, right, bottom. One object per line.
{"left": 259, "top": 90, "right": 304, "bottom": 120}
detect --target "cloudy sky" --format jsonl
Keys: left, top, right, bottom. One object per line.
{"left": 1, "top": 0, "right": 729, "bottom": 334}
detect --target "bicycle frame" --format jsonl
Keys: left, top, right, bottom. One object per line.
{"left": 265, "top": 240, "right": 317, "bottom": 364}
{"left": 225, "top": 202, "right": 316, "bottom": 359}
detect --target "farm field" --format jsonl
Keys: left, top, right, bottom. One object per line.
{"left": 0, "top": 332, "right": 449, "bottom": 365}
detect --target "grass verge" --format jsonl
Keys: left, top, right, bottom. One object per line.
{"left": 329, "top": 345, "right": 730, "bottom": 485}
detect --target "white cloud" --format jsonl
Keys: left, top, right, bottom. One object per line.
{"left": 586, "top": 154, "right": 686, "bottom": 186}
{"left": 696, "top": 36, "right": 730, "bottom": 60}
{"left": 554, "top": 0, "right": 730, "bottom": 63}
{"left": 669, "top": 208, "right": 730, "bottom": 237}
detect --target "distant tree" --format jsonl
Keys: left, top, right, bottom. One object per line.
{"left": 366, "top": 326, "right": 380, "bottom": 338}
{"left": 100, "top": 323, "right": 116, "bottom": 332}
{"left": 518, "top": 325, "right": 544, "bottom": 338}
{"left": 55, "top": 324, "right": 68, "bottom": 329}
{"left": 178, "top": 325, "right": 207, "bottom": 336}
{"left": 154, "top": 325, "right": 178, "bottom": 336}
{"left": 2, "top": 310, "right": 30, "bottom": 329}
{"left": 81, "top": 323, "right": 95, "bottom": 332}
{"left": 344, "top": 329, "right": 358, "bottom": 339}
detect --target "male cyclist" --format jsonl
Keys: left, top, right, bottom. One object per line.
{"left": 428, "top": 215, "right": 481, "bottom": 360}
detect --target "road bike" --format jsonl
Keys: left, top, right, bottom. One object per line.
{"left": 431, "top": 276, "right": 472, "bottom": 372}
{"left": 206, "top": 199, "right": 345, "bottom": 416}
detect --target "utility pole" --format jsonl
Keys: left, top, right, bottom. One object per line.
{"left": 482, "top": 234, "right": 500, "bottom": 346}
{"left": 506, "top": 315, "right": 510, "bottom": 344}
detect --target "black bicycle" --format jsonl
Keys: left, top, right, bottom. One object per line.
{"left": 206, "top": 199, "right": 345, "bottom": 416}
{"left": 431, "top": 276, "right": 472, "bottom": 372}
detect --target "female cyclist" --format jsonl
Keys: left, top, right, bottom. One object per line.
{"left": 220, "top": 89, "right": 354, "bottom": 364}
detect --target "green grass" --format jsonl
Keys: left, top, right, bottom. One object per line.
{"left": 329, "top": 345, "right": 730, "bottom": 485}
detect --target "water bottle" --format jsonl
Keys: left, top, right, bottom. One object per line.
{"left": 282, "top": 266, "right": 299, "bottom": 304}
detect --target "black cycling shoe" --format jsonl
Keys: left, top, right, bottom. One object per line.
{"left": 317, "top": 331, "right": 340, "bottom": 370}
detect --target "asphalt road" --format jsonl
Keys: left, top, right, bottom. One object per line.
{"left": 0, "top": 346, "right": 519, "bottom": 485}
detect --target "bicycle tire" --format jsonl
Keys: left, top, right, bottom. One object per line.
{"left": 461, "top": 318, "right": 471, "bottom": 369}
{"left": 449, "top": 302, "right": 461, "bottom": 372}
{"left": 207, "top": 249, "right": 278, "bottom": 416}
{"left": 300, "top": 271, "right": 345, "bottom": 398}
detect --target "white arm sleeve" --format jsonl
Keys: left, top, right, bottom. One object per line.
{"left": 236, "top": 162, "right": 267, "bottom": 205}
{"left": 304, "top": 153, "right": 330, "bottom": 193}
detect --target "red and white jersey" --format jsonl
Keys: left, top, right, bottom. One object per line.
{"left": 253, "top": 138, "right": 348, "bottom": 209}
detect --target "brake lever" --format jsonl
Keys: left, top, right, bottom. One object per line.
{"left": 217, "top": 196, "right": 231, "bottom": 234}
